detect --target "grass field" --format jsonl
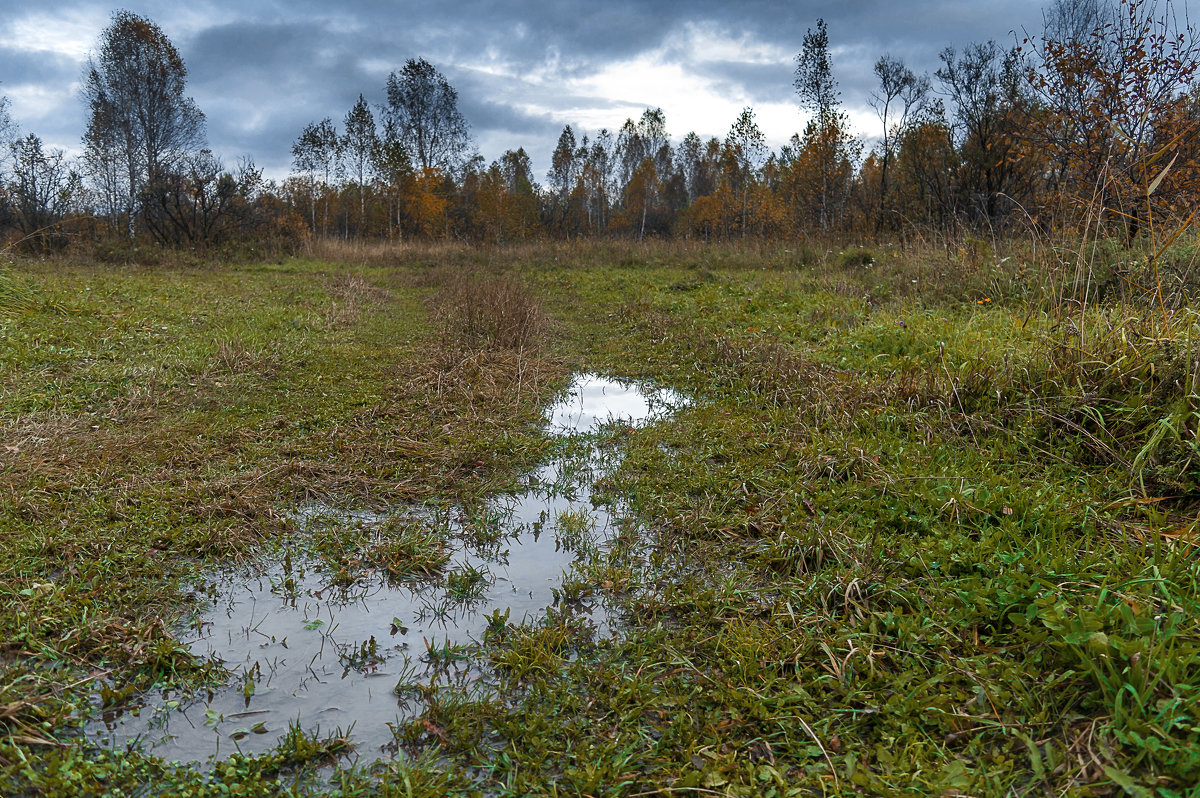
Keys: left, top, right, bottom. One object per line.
{"left": 1, "top": 240, "right": 1198, "bottom": 796}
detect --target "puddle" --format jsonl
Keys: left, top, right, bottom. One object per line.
{"left": 547, "top": 372, "right": 686, "bottom": 434}
{"left": 86, "top": 374, "right": 686, "bottom": 765}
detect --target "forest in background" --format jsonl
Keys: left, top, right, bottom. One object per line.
{"left": 0, "top": 0, "right": 1197, "bottom": 256}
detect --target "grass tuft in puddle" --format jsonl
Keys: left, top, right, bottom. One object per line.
{"left": 366, "top": 516, "right": 452, "bottom": 580}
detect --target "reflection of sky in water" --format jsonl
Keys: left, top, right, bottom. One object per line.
{"left": 547, "top": 374, "right": 687, "bottom": 434}
{"left": 87, "top": 373, "right": 687, "bottom": 767}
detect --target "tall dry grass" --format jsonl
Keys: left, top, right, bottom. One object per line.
{"left": 416, "top": 266, "right": 560, "bottom": 432}
{"left": 430, "top": 271, "right": 547, "bottom": 353}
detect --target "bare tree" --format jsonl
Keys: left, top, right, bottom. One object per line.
{"left": 0, "top": 95, "right": 11, "bottom": 227}
{"left": 383, "top": 59, "right": 472, "bottom": 174}
{"left": 140, "top": 149, "right": 262, "bottom": 247}
{"left": 0, "top": 94, "right": 11, "bottom": 149}
{"left": 8, "top": 134, "right": 79, "bottom": 250}
{"left": 639, "top": 108, "right": 671, "bottom": 178}
{"left": 871, "top": 55, "right": 930, "bottom": 231}
{"left": 725, "top": 107, "right": 767, "bottom": 237}
{"left": 1043, "top": 0, "right": 1108, "bottom": 44}
{"left": 937, "top": 41, "right": 1027, "bottom": 224}
{"left": 681, "top": 133, "right": 721, "bottom": 205}
{"left": 548, "top": 125, "right": 578, "bottom": 201}
{"left": 582, "top": 129, "right": 615, "bottom": 231}
{"left": 795, "top": 19, "right": 839, "bottom": 118}
{"left": 794, "top": 18, "right": 858, "bottom": 231}
{"left": 82, "top": 11, "right": 205, "bottom": 238}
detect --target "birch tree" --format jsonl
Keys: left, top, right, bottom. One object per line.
{"left": 82, "top": 11, "right": 205, "bottom": 238}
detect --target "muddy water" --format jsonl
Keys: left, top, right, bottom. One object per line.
{"left": 86, "top": 374, "right": 685, "bottom": 765}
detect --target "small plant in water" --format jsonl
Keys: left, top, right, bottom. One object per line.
{"left": 445, "top": 564, "right": 489, "bottom": 603}
{"left": 422, "top": 637, "right": 471, "bottom": 665}
{"left": 365, "top": 518, "right": 450, "bottom": 580}
{"left": 269, "top": 720, "right": 355, "bottom": 769}
{"left": 392, "top": 657, "right": 427, "bottom": 698}
{"left": 554, "top": 507, "right": 594, "bottom": 553}
{"left": 483, "top": 607, "right": 512, "bottom": 642}
{"left": 552, "top": 575, "right": 593, "bottom": 608}
{"left": 338, "top": 635, "right": 383, "bottom": 672}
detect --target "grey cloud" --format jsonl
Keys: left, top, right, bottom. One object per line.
{"left": 0, "top": 48, "right": 78, "bottom": 87}
{"left": 694, "top": 60, "right": 796, "bottom": 106}
{"left": 0, "top": 47, "right": 84, "bottom": 152}
{"left": 1, "top": 0, "right": 1099, "bottom": 179}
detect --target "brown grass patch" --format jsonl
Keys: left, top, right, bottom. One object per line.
{"left": 325, "top": 273, "right": 393, "bottom": 327}
{"left": 427, "top": 269, "right": 548, "bottom": 355}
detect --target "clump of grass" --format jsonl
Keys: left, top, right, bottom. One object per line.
{"left": 257, "top": 721, "right": 355, "bottom": 772}
{"left": 364, "top": 517, "right": 450, "bottom": 580}
{"left": 551, "top": 575, "right": 593, "bottom": 608}
{"left": 0, "top": 678, "right": 66, "bottom": 757}
{"left": 324, "top": 272, "right": 391, "bottom": 327}
{"left": 368, "top": 753, "right": 476, "bottom": 795}
{"left": 308, "top": 519, "right": 370, "bottom": 575}
{"left": 209, "top": 334, "right": 277, "bottom": 379}
{"left": 836, "top": 246, "right": 878, "bottom": 268}
{"left": 554, "top": 507, "right": 593, "bottom": 553}
{"left": 0, "top": 267, "right": 37, "bottom": 314}
{"left": 444, "top": 564, "right": 489, "bottom": 603}
{"left": 429, "top": 269, "right": 547, "bottom": 352}
{"left": 422, "top": 637, "right": 471, "bottom": 666}
{"left": 487, "top": 614, "right": 576, "bottom": 685}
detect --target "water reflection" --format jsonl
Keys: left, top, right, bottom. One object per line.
{"left": 86, "top": 374, "right": 686, "bottom": 765}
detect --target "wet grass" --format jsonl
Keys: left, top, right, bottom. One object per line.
{"left": 367, "top": 517, "right": 452, "bottom": 580}
{"left": 2, "top": 241, "right": 1200, "bottom": 795}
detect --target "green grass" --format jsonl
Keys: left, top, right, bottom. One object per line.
{"left": 2, "top": 241, "right": 1199, "bottom": 795}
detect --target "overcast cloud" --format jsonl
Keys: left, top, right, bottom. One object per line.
{"left": 2, "top": 0, "right": 1186, "bottom": 181}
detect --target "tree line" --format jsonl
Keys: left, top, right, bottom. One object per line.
{"left": 0, "top": 0, "right": 1197, "bottom": 254}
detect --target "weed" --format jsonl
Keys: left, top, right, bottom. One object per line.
{"left": 428, "top": 268, "right": 547, "bottom": 353}
{"left": 338, "top": 635, "right": 383, "bottom": 672}
{"left": 444, "top": 564, "right": 489, "bottom": 604}
{"left": 365, "top": 517, "right": 450, "bottom": 580}
{"left": 422, "top": 637, "right": 471, "bottom": 666}
{"left": 0, "top": 267, "right": 37, "bottom": 314}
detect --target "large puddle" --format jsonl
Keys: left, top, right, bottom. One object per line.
{"left": 86, "top": 374, "right": 685, "bottom": 765}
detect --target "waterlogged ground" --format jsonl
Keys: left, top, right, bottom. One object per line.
{"left": 85, "top": 374, "right": 687, "bottom": 766}
{"left": 4, "top": 248, "right": 1200, "bottom": 796}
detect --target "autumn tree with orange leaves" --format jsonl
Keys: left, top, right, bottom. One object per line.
{"left": 1025, "top": 0, "right": 1200, "bottom": 237}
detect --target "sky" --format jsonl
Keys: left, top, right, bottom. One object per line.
{"left": 0, "top": 0, "right": 1165, "bottom": 183}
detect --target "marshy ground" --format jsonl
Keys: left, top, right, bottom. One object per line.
{"left": 1, "top": 240, "right": 1198, "bottom": 796}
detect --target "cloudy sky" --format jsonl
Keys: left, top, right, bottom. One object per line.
{"left": 0, "top": 0, "right": 1145, "bottom": 181}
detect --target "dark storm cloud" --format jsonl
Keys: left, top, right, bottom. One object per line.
{"left": 215, "top": 0, "right": 1047, "bottom": 166}
{"left": 253, "top": 0, "right": 675, "bottom": 68}
{"left": 251, "top": 0, "right": 1039, "bottom": 70}
{"left": 180, "top": 20, "right": 394, "bottom": 174}
{"left": 456, "top": 94, "right": 560, "bottom": 146}
{"left": 1, "top": 0, "right": 1114, "bottom": 177}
